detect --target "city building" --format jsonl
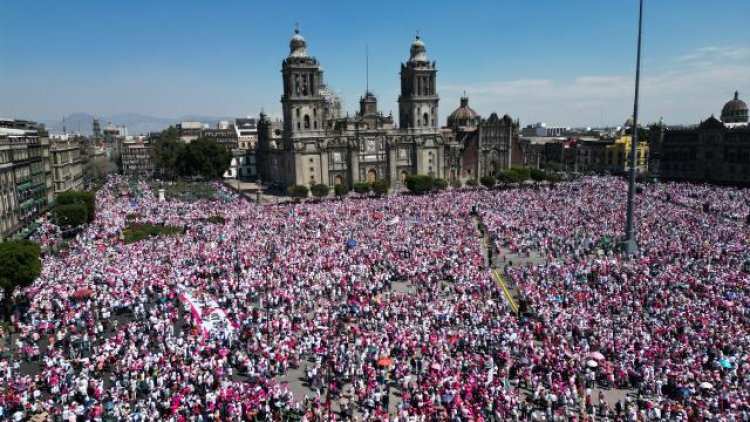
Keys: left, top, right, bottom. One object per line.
{"left": 445, "top": 96, "right": 520, "bottom": 179}
{"left": 235, "top": 118, "right": 258, "bottom": 150}
{"left": 120, "top": 137, "right": 153, "bottom": 177}
{"left": 604, "top": 132, "right": 649, "bottom": 175}
{"left": 176, "top": 121, "right": 208, "bottom": 142}
{"left": 0, "top": 119, "right": 52, "bottom": 240}
{"left": 102, "top": 122, "right": 127, "bottom": 141}
{"left": 257, "top": 29, "right": 521, "bottom": 188}
{"left": 92, "top": 118, "right": 102, "bottom": 141}
{"left": 573, "top": 138, "right": 612, "bottom": 172}
{"left": 521, "top": 122, "right": 570, "bottom": 138}
{"left": 49, "top": 136, "right": 84, "bottom": 194}
{"left": 650, "top": 92, "right": 749, "bottom": 185}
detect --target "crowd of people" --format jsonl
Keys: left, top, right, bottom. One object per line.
{"left": 479, "top": 178, "right": 750, "bottom": 420}
{"left": 0, "top": 175, "right": 746, "bottom": 421}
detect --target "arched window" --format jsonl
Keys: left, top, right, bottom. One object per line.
{"left": 423, "top": 113, "right": 429, "bottom": 126}
{"left": 304, "top": 115, "right": 310, "bottom": 129}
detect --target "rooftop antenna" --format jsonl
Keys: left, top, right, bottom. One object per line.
{"left": 366, "top": 44, "right": 369, "bottom": 93}
{"left": 63, "top": 115, "right": 67, "bottom": 135}
{"left": 295, "top": 22, "right": 299, "bottom": 33}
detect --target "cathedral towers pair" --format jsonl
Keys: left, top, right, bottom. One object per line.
{"left": 280, "top": 29, "right": 439, "bottom": 134}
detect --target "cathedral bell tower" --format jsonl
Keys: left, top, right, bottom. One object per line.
{"left": 398, "top": 35, "right": 439, "bottom": 129}
{"left": 281, "top": 28, "right": 328, "bottom": 137}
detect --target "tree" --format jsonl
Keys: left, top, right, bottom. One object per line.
{"left": 352, "top": 182, "right": 371, "bottom": 195}
{"left": 405, "top": 174, "right": 434, "bottom": 194}
{"left": 432, "top": 178, "right": 449, "bottom": 191}
{"left": 149, "top": 127, "right": 186, "bottom": 179}
{"left": 480, "top": 175, "right": 496, "bottom": 188}
{"left": 334, "top": 184, "right": 350, "bottom": 198}
{"left": 371, "top": 179, "right": 389, "bottom": 196}
{"left": 287, "top": 184, "right": 309, "bottom": 200}
{"left": 465, "top": 179, "right": 478, "bottom": 188}
{"left": 450, "top": 178, "right": 462, "bottom": 189}
{"left": 310, "top": 183, "right": 330, "bottom": 198}
{"left": 0, "top": 240, "right": 41, "bottom": 319}
{"left": 530, "top": 168, "right": 546, "bottom": 182}
{"left": 54, "top": 203, "right": 88, "bottom": 228}
{"left": 56, "top": 191, "right": 95, "bottom": 222}
{"left": 184, "top": 138, "right": 232, "bottom": 179}
{"left": 509, "top": 166, "right": 532, "bottom": 182}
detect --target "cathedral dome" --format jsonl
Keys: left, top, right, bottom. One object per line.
{"left": 289, "top": 28, "right": 307, "bottom": 58}
{"left": 721, "top": 91, "right": 748, "bottom": 124}
{"left": 447, "top": 97, "right": 479, "bottom": 128}
{"left": 409, "top": 35, "right": 428, "bottom": 63}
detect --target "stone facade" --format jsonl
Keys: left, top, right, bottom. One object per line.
{"left": 50, "top": 138, "right": 84, "bottom": 194}
{"left": 257, "top": 29, "right": 521, "bottom": 189}
{"left": 651, "top": 116, "right": 750, "bottom": 185}
{"left": 445, "top": 96, "right": 520, "bottom": 180}
{"left": 121, "top": 138, "right": 154, "bottom": 177}
{"left": 0, "top": 119, "right": 52, "bottom": 240}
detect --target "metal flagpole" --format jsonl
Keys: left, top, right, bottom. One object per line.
{"left": 624, "top": 0, "right": 644, "bottom": 255}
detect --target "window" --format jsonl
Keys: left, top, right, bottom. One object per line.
{"left": 309, "top": 158, "right": 314, "bottom": 164}
{"left": 304, "top": 115, "right": 310, "bottom": 129}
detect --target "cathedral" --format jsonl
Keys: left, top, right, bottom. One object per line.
{"left": 257, "top": 29, "right": 519, "bottom": 189}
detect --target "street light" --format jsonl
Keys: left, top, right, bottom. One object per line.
{"left": 623, "top": 0, "right": 644, "bottom": 255}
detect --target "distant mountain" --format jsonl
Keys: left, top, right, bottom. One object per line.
{"left": 44, "top": 113, "right": 238, "bottom": 136}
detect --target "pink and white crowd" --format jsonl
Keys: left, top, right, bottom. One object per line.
{"left": 0, "top": 175, "right": 747, "bottom": 421}
{"left": 480, "top": 177, "right": 750, "bottom": 421}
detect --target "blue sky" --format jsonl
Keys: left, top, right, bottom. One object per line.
{"left": 1, "top": 0, "right": 749, "bottom": 128}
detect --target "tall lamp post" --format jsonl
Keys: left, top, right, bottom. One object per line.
{"left": 624, "top": 0, "right": 644, "bottom": 255}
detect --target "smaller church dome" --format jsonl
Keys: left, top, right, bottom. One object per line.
{"left": 409, "top": 35, "right": 428, "bottom": 63}
{"left": 721, "top": 91, "right": 748, "bottom": 124}
{"left": 289, "top": 28, "right": 307, "bottom": 58}
{"left": 447, "top": 97, "right": 479, "bottom": 128}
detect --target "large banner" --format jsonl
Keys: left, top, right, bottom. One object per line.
{"left": 181, "top": 292, "right": 237, "bottom": 339}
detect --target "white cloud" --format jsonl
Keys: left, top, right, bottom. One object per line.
{"left": 439, "top": 46, "right": 750, "bottom": 127}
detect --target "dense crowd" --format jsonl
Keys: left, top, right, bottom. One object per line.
{"left": 479, "top": 178, "right": 750, "bottom": 420}
{"left": 0, "top": 176, "right": 747, "bottom": 421}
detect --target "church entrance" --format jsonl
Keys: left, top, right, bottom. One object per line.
{"left": 449, "top": 169, "right": 456, "bottom": 181}
{"left": 367, "top": 169, "right": 377, "bottom": 183}
{"left": 489, "top": 161, "right": 498, "bottom": 176}
{"left": 400, "top": 170, "right": 408, "bottom": 184}
{"left": 334, "top": 175, "right": 343, "bottom": 186}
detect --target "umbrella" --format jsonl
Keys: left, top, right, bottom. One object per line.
{"left": 373, "top": 212, "right": 384, "bottom": 220}
{"left": 339, "top": 397, "right": 350, "bottom": 406}
{"left": 586, "top": 360, "right": 599, "bottom": 368}
{"left": 346, "top": 239, "right": 358, "bottom": 248}
{"left": 589, "top": 352, "right": 606, "bottom": 361}
{"left": 73, "top": 288, "right": 93, "bottom": 299}
{"left": 441, "top": 394, "right": 454, "bottom": 404}
{"left": 700, "top": 382, "right": 713, "bottom": 390}
{"left": 104, "top": 401, "right": 115, "bottom": 410}
{"left": 376, "top": 356, "right": 392, "bottom": 367}
{"left": 97, "top": 245, "right": 107, "bottom": 251}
